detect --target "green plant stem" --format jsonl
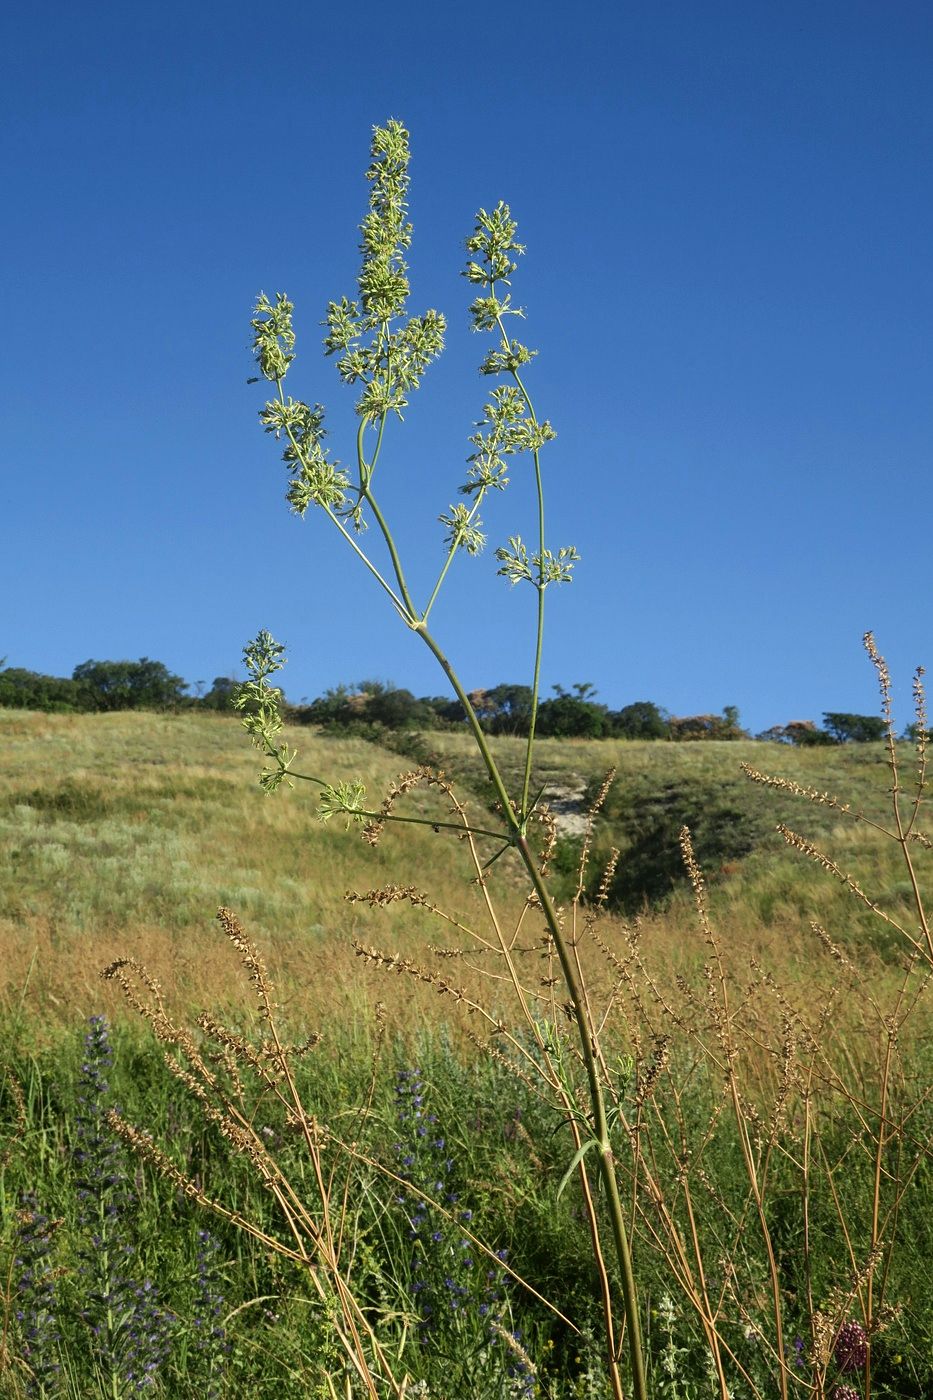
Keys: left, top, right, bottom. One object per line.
{"left": 364, "top": 404, "right": 389, "bottom": 482}
{"left": 411, "top": 589, "right": 648, "bottom": 1399}
{"left": 273, "top": 380, "right": 409, "bottom": 618}
{"left": 421, "top": 490, "right": 487, "bottom": 624}
{"left": 515, "top": 834, "right": 648, "bottom": 1400}
{"left": 361, "top": 485, "right": 418, "bottom": 621}
{"left": 522, "top": 577, "right": 545, "bottom": 821}
{"left": 497, "top": 336, "right": 547, "bottom": 822}
{"left": 260, "top": 749, "right": 508, "bottom": 842}
{"left": 323, "top": 500, "right": 412, "bottom": 620}
{"left": 353, "top": 341, "right": 419, "bottom": 620}
{"left": 412, "top": 623, "right": 519, "bottom": 824}
{"left": 519, "top": 424, "right": 547, "bottom": 821}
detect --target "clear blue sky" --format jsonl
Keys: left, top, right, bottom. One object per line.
{"left": 3, "top": 1, "right": 931, "bottom": 734}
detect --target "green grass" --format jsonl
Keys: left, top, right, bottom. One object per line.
{"left": 2, "top": 1018, "right": 930, "bottom": 1398}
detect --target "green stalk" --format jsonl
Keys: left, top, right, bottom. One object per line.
{"left": 321, "top": 502, "right": 410, "bottom": 620}
{"left": 413, "top": 623, "right": 519, "bottom": 825}
{"left": 421, "top": 490, "right": 487, "bottom": 625}
{"left": 522, "top": 573, "right": 545, "bottom": 822}
{"left": 515, "top": 833, "right": 649, "bottom": 1400}
{"left": 411, "top": 622, "right": 649, "bottom": 1400}
{"left": 360, "top": 475, "right": 418, "bottom": 621}
{"left": 273, "top": 380, "right": 408, "bottom": 617}
{"left": 495, "top": 326, "right": 547, "bottom": 822}
{"left": 346, "top": 300, "right": 648, "bottom": 1393}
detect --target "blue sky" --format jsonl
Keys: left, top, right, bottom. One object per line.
{"left": 2, "top": 1, "right": 931, "bottom": 734}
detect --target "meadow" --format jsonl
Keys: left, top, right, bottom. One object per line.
{"left": 0, "top": 708, "right": 919, "bottom": 1026}
{"left": 1, "top": 707, "right": 930, "bottom": 1397}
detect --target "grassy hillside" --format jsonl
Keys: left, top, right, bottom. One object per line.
{"left": 1, "top": 708, "right": 923, "bottom": 1035}
{"left": 422, "top": 728, "right": 926, "bottom": 945}
{"left": 0, "top": 709, "right": 500, "bottom": 1032}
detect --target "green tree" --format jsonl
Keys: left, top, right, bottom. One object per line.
{"left": 785, "top": 720, "right": 836, "bottom": 746}
{"left": 536, "top": 688, "right": 608, "bottom": 737}
{"left": 475, "top": 683, "right": 534, "bottom": 734}
{"left": 0, "top": 665, "right": 89, "bottom": 712}
{"left": 823, "top": 711, "right": 886, "bottom": 743}
{"left": 669, "top": 706, "right": 746, "bottom": 740}
{"left": 72, "top": 658, "right": 187, "bottom": 712}
{"left": 201, "top": 676, "right": 238, "bottom": 711}
{"left": 608, "top": 700, "right": 670, "bottom": 740}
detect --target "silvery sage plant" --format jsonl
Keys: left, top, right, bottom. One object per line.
{"left": 239, "top": 119, "right": 647, "bottom": 1400}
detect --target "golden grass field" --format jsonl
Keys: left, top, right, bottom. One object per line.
{"left": 0, "top": 707, "right": 920, "bottom": 1046}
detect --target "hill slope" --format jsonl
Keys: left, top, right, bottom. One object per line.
{"left": 1, "top": 710, "right": 925, "bottom": 1031}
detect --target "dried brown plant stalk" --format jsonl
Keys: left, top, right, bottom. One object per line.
{"left": 102, "top": 911, "right": 406, "bottom": 1400}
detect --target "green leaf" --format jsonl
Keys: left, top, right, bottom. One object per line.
{"left": 556, "top": 1137, "right": 600, "bottom": 1201}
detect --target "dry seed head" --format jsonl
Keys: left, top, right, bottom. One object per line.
{"left": 583, "top": 919, "right": 624, "bottom": 973}
{"left": 634, "top": 1036, "right": 670, "bottom": 1108}
{"left": 463, "top": 1026, "right": 542, "bottom": 1099}
{"left": 869, "top": 1300, "right": 903, "bottom": 1336}
{"left": 101, "top": 956, "right": 166, "bottom": 1019}
{"left": 809, "top": 1310, "right": 836, "bottom": 1368}
{"left": 161, "top": 1053, "right": 215, "bottom": 1107}
{"left": 352, "top": 940, "right": 470, "bottom": 1005}
{"left": 216, "top": 907, "right": 276, "bottom": 1015}
{"left": 852, "top": 1241, "right": 885, "bottom": 1293}
{"left": 198, "top": 1012, "right": 264, "bottom": 1083}
{"left": 780, "top": 829, "right": 906, "bottom": 937}
{"left": 102, "top": 959, "right": 219, "bottom": 1089}
{"left": 742, "top": 763, "right": 854, "bottom": 815}
{"left": 490, "top": 1320, "right": 538, "bottom": 1378}
{"left": 1, "top": 1070, "right": 26, "bottom": 1168}
{"left": 346, "top": 883, "right": 432, "bottom": 910}
{"left": 380, "top": 767, "right": 434, "bottom": 815}
{"left": 536, "top": 804, "right": 558, "bottom": 874}
{"left": 912, "top": 664, "right": 928, "bottom": 758}
{"left": 864, "top": 631, "right": 894, "bottom": 732}
{"left": 213, "top": 1042, "right": 245, "bottom": 1098}
{"left": 595, "top": 847, "right": 620, "bottom": 909}
{"left": 367, "top": 767, "right": 457, "bottom": 846}
{"left": 588, "top": 768, "right": 616, "bottom": 822}
{"left": 680, "top": 826, "right": 714, "bottom": 939}
{"left": 107, "top": 1110, "right": 287, "bottom": 1253}
{"left": 107, "top": 1110, "right": 208, "bottom": 1203}
{"left": 768, "top": 1015, "right": 797, "bottom": 1139}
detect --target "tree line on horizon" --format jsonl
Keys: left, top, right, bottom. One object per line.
{"left": 0, "top": 657, "right": 899, "bottom": 744}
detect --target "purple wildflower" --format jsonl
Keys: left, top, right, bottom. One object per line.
{"left": 192, "top": 1229, "right": 231, "bottom": 1398}
{"left": 74, "top": 1015, "right": 176, "bottom": 1391}
{"left": 834, "top": 1320, "right": 868, "bottom": 1373}
{"left": 13, "top": 1193, "right": 62, "bottom": 1396}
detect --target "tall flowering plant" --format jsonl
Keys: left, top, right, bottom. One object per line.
{"left": 238, "top": 118, "right": 647, "bottom": 1400}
